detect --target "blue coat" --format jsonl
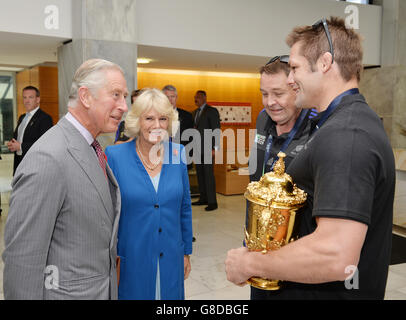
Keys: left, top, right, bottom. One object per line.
{"left": 105, "top": 140, "right": 193, "bottom": 300}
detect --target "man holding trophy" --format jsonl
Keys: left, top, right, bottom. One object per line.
{"left": 246, "top": 55, "right": 315, "bottom": 300}
{"left": 225, "top": 17, "right": 395, "bottom": 300}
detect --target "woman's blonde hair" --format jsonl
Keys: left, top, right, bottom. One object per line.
{"left": 125, "top": 88, "right": 179, "bottom": 138}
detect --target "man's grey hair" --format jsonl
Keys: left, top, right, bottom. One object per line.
{"left": 68, "top": 59, "right": 124, "bottom": 107}
{"left": 162, "top": 84, "right": 177, "bottom": 95}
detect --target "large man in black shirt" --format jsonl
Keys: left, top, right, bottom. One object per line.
{"left": 226, "top": 17, "right": 395, "bottom": 300}
{"left": 247, "top": 56, "right": 315, "bottom": 300}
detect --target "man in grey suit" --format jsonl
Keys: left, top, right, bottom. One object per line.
{"left": 2, "top": 59, "right": 129, "bottom": 299}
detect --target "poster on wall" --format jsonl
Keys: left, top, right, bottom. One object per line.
{"left": 209, "top": 102, "right": 251, "bottom": 125}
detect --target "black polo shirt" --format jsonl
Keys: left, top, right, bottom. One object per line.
{"left": 258, "top": 93, "right": 395, "bottom": 300}
{"left": 249, "top": 109, "right": 314, "bottom": 182}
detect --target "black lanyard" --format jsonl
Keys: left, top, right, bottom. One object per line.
{"left": 262, "top": 109, "right": 308, "bottom": 175}
{"left": 313, "top": 88, "right": 359, "bottom": 134}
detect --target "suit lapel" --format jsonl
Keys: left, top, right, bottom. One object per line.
{"left": 192, "top": 109, "right": 198, "bottom": 127}
{"left": 22, "top": 109, "right": 42, "bottom": 140}
{"left": 25, "top": 108, "right": 41, "bottom": 128}
{"left": 106, "top": 163, "right": 121, "bottom": 250}
{"left": 59, "top": 118, "right": 114, "bottom": 223}
{"left": 17, "top": 114, "right": 25, "bottom": 126}
{"left": 195, "top": 106, "right": 208, "bottom": 128}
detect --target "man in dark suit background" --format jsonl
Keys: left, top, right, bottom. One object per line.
{"left": 7, "top": 86, "right": 53, "bottom": 174}
{"left": 192, "top": 90, "right": 220, "bottom": 211}
{"left": 162, "top": 85, "right": 194, "bottom": 148}
{"left": 163, "top": 85, "right": 197, "bottom": 241}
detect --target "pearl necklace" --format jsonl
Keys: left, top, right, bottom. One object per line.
{"left": 136, "top": 140, "right": 163, "bottom": 171}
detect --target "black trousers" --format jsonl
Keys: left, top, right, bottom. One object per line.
{"left": 195, "top": 161, "right": 217, "bottom": 205}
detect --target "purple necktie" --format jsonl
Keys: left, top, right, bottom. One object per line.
{"left": 91, "top": 140, "right": 107, "bottom": 179}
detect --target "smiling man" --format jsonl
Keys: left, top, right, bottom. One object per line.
{"left": 226, "top": 17, "right": 395, "bottom": 300}
{"left": 245, "top": 56, "right": 315, "bottom": 300}
{"left": 249, "top": 55, "right": 314, "bottom": 182}
{"left": 3, "top": 59, "right": 129, "bottom": 300}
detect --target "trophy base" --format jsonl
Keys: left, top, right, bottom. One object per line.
{"left": 247, "top": 277, "right": 281, "bottom": 290}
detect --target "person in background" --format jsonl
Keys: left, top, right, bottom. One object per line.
{"left": 191, "top": 90, "right": 220, "bottom": 211}
{"left": 105, "top": 88, "right": 193, "bottom": 300}
{"left": 225, "top": 17, "right": 395, "bottom": 300}
{"left": 247, "top": 55, "right": 315, "bottom": 300}
{"left": 162, "top": 85, "right": 194, "bottom": 149}
{"left": 114, "top": 89, "right": 143, "bottom": 144}
{"left": 3, "top": 58, "right": 128, "bottom": 299}
{"left": 163, "top": 84, "right": 196, "bottom": 242}
{"left": 7, "top": 86, "right": 53, "bottom": 175}
{"left": 249, "top": 55, "right": 314, "bottom": 183}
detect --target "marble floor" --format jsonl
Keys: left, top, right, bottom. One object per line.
{"left": 1, "top": 153, "right": 406, "bottom": 300}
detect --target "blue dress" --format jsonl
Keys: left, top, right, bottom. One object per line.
{"left": 105, "top": 139, "right": 193, "bottom": 300}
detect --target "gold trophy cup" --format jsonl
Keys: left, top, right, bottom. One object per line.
{"left": 244, "top": 152, "right": 307, "bottom": 290}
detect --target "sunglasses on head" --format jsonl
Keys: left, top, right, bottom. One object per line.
{"left": 312, "top": 18, "right": 334, "bottom": 63}
{"left": 265, "top": 55, "right": 289, "bottom": 66}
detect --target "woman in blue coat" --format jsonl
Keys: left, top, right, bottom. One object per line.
{"left": 105, "top": 88, "right": 193, "bottom": 300}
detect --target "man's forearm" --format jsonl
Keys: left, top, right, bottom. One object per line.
{"left": 246, "top": 233, "right": 345, "bottom": 284}
{"left": 242, "top": 219, "right": 366, "bottom": 284}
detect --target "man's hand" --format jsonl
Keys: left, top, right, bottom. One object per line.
{"left": 7, "top": 139, "right": 21, "bottom": 152}
{"left": 225, "top": 247, "right": 251, "bottom": 286}
{"left": 184, "top": 255, "right": 191, "bottom": 280}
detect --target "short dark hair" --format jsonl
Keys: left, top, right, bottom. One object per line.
{"left": 23, "top": 86, "right": 40, "bottom": 97}
{"left": 260, "top": 59, "right": 290, "bottom": 77}
{"left": 196, "top": 90, "right": 206, "bottom": 97}
{"left": 131, "top": 89, "right": 143, "bottom": 104}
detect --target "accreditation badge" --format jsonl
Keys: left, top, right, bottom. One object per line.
{"left": 255, "top": 134, "right": 266, "bottom": 146}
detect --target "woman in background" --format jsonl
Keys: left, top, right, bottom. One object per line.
{"left": 105, "top": 88, "right": 193, "bottom": 300}
{"left": 114, "top": 89, "right": 143, "bottom": 144}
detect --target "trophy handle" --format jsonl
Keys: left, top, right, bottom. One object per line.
{"left": 247, "top": 277, "right": 281, "bottom": 290}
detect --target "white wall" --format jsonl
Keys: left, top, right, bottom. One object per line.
{"left": 0, "top": 0, "right": 382, "bottom": 65}
{"left": 0, "top": 0, "right": 72, "bottom": 38}
{"left": 136, "top": 0, "right": 382, "bottom": 65}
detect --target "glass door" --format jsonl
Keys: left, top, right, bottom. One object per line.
{"left": 0, "top": 72, "right": 16, "bottom": 153}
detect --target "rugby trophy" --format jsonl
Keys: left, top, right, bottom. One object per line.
{"left": 244, "top": 152, "right": 307, "bottom": 290}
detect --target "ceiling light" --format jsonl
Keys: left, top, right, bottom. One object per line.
{"left": 137, "top": 58, "right": 152, "bottom": 64}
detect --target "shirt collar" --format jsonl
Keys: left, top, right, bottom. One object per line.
{"left": 27, "top": 106, "right": 40, "bottom": 117}
{"left": 65, "top": 112, "right": 94, "bottom": 145}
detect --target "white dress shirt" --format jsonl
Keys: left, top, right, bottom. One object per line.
{"left": 65, "top": 112, "right": 94, "bottom": 146}
{"left": 16, "top": 106, "right": 39, "bottom": 155}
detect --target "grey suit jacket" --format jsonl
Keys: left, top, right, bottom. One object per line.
{"left": 2, "top": 117, "right": 121, "bottom": 300}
